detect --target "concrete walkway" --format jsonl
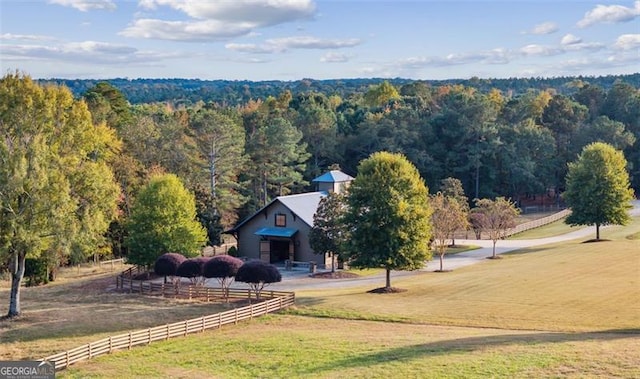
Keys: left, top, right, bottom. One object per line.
{"left": 262, "top": 200, "right": 640, "bottom": 291}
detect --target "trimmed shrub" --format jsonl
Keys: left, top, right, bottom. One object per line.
{"left": 176, "top": 257, "right": 210, "bottom": 286}
{"left": 235, "top": 260, "right": 282, "bottom": 300}
{"left": 203, "top": 255, "right": 244, "bottom": 278}
{"left": 203, "top": 255, "right": 244, "bottom": 299}
{"left": 154, "top": 253, "right": 187, "bottom": 277}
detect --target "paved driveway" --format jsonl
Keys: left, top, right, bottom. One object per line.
{"left": 261, "top": 200, "right": 640, "bottom": 291}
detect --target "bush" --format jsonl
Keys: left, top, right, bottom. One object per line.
{"left": 154, "top": 253, "right": 187, "bottom": 277}
{"left": 227, "top": 246, "right": 238, "bottom": 257}
{"left": 235, "top": 260, "right": 282, "bottom": 300}
{"left": 24, "top": 257, "right": 48, "bottom": 287}
{"left": 176, "top": 257, "right": 210, "bottom": 286}
{"left": 203, "top": 255, "right": 244, "bottom": 299}
{"left": 203, "top": 255, "right": 243, "bottom": 278}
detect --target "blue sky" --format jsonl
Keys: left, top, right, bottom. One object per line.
{"left": 1, "top": 0, "right": 638, "bottom": 80}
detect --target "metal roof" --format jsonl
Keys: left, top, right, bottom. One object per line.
{"left": 311, "top": 170, "right": 354, "bottom": 183}
{"left": 277, "top": 191, "right": 327, "bottom": 226}
{"left": 229, "top": 191, "right": 327, "bottom": 232}
{"left": 254, "top": 227, "right": 298, "bottom": 238}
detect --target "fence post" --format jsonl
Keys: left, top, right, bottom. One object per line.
{"left": 128, "top": 332, "right": 132, "bottom": 350}
{"left": 148, "top": 328, "right": 152, "bottom": 344}
{"left": 88, "top": 342, "right": 92, "bottom": 359}
{"left": 109, "top": 336, "right": 113, "bottom": 353}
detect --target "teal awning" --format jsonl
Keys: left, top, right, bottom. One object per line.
{"left": 254, "top": 227, "right": 298, "bottom": 238}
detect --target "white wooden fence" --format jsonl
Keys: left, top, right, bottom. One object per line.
{"left": 506, "top": 209, "right": 571, "bottom": 236}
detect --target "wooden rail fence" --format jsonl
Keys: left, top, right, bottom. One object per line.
{"left": 42, "top": 271, "right": 295, "bottom": 371}
{"left": 506, "top": 209, "right": 571, "bottom": 237}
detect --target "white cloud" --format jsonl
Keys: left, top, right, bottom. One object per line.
{"left": 126, "top": 0, "right": 316, "bottom": 41}
{"left": 560, "top": 34, "right": 582, "bottom": 45}
{"left": 0, "top": 33, "right": 57, "bottom": 42}
{"left": 529, "top": 21, "right": 559, "bottom": 35}
{"left": 0, "top": 40, "right": 179, "bottom": 65}
{"left": 577, "top": 1, "right": 640, "bottom": 28}
{"left": 396, "top": 48, "right": 510, "bottom": 71}
{"left": 225, "top": 43, "right": 276, "bottom": 54}
{"left": 320, "top": 52, "right": 349, "bottom": 63}
{"left": 520, "top": 44, "right": 563, "bottom": 56}
{"left": 121, "top": 19, "right": 253, "bottom": 41}
{"left": 562, "top": 41, "right": 606, "bottom": 52}
{"left": 226, "top": 36, "right": 361, "bottom": 53}
{"left": 48, "top": 0, "right": 116, "bottom": 12}
{"left": 613, "top": 34, "right": 640, "bottom": 50}
{"left": 267, "top": 36, "right": 360, "bottom": 49}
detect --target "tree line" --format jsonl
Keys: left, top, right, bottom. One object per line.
{"left": 80, "top": 76, "right": 639, "bottom": 218}
{"left": 1, "top": 72, "right": 637, "bottom": 315}
{"left": 42, "top": 74, "right": 639, "bottom": 106}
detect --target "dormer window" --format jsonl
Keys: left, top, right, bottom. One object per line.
{"left": 275, "top": 213, "right": 286, "bottom": 227}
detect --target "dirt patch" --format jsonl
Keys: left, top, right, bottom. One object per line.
{"left": 367, "top": 287, "right": 408, "bottom": 294}
{"left": 311, "top": 271, "right": 360, "bottom": 279}
{"left": 582, "top": 239, "right": 611, "bottom": 243}
{"left": 486, "top": 256, "right": 504, "bottom": 260}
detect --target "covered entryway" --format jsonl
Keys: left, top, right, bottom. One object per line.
{"left": 255, "top": 227, "right": 297, "bottom": 263}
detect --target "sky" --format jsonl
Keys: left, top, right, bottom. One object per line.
{"left": 1, "top": 0, "right": 639, "bottom": 81}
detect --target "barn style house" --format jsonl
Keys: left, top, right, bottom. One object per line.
{"left": 228, "top": 170, "right": 353, "bottom": 269}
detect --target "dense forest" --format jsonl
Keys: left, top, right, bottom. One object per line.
{"left": 41, "top": 74, "right": 639, "bottom": 106}
{"left": 62, "top": 75, "right": 639, "bottom": 257}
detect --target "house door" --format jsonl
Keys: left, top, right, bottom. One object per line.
{"left": 270, "top": 240, "right": 291, "bottom": 263}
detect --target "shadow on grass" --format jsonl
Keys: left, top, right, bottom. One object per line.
{"left": 301, "top": 328, "right": 640, "bottom": 375}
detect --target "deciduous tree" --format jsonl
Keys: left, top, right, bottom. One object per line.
{"left": 430, "top": 192, "right": 468, "bottom": 271}
{"left": 203, "top": 255, "right": 244, "bottom": 299}
{"left": 176, "top": 257, "right": 210, "bottom": 286}
{"left": 309, "top": 191, "right": 347, "bottom": 273}
{"left": 126, "top": 174, "right": 206, "bottom": 268}
{"left": 154, "top": 252, "right": 186, "bottom": 283}
{"left": 472, "top": 197, "right": 519, "bottom": 259}
{"left": 235, "top": 260, "right": 282, "bottom": 300}
{"left": 342, "top": 151, "right": 432, "bottom": 291}
{"left": 0, "top": 73, "right": 119, "bottom": 317}
{"left": 563, "top": 142, "right": 634, "bottom": 240}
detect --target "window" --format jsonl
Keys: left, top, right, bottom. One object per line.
{"left": 275, "top": 213, "right": 286, "bottom": 227}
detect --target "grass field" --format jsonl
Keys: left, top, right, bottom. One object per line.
{"left": 509, "top": 218, "right": 577, "bottom": 239}
{"left": 59, "top": 316, "right": 640, "bottom": 379}
{"left": 1, "top": 216, "right": 639, "bottom": 378}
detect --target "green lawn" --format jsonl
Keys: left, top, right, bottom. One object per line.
{"left": 3, "top": 217, "right": 639, "bottom": 378}
{"left": 291, "top": 234, "right": 640, "bottom": 332}
{"left": 60, "top": 316, "right": 640, "bottom": 379}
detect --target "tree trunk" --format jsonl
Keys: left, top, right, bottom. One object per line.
{"left": 385, "top": 269, "right": 391, "bottom": 289}
{"left": 439, "top": 251, "right": 444, "bottom": 271}
{"left": 492, "top": 240, "right": 497, "bottom": 258}
{"left": 596, "top": 223, "right": 600, "bottom": 240}
{"left": 8, "top": 251, "right": 26, "bottom": 317}
{"left": 331, "top": 253, "right": 336, "bottom": 273}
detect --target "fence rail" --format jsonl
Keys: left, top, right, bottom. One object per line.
{"left": 42, "top": 273, "right": 295, "bottom": 371}
{"left": 506, "top": 209, "right": 571, "bottom": 236}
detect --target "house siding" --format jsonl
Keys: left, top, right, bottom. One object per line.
{"left": 236, "top": 200, "right": 329, "bottom": 267}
